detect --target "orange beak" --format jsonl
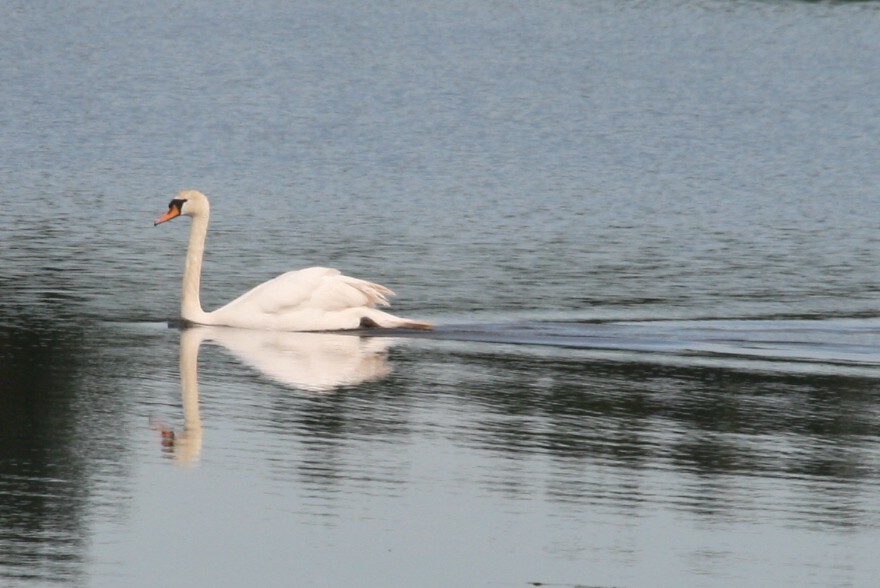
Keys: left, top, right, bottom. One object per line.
{"left": 155, "top": 201, "right": 183, "bottom": 225}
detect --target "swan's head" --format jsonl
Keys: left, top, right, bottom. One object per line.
{"left": 155, "top": 190, "right": 210, "bottom": 225}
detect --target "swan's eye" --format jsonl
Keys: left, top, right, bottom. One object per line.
{"left": 169, "top": 198, "right": 187, "bottom": 211}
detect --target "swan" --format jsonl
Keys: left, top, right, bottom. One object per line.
{"left": 155, "top": 190, "right": 432, "bottom": 331}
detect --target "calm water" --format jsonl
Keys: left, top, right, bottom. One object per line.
{"left": 2, "top": 0, "right": 880, "bottom": 586}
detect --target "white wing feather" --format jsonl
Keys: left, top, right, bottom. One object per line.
{"left": 214, "top": 267, "right": 394, "bottom": 317}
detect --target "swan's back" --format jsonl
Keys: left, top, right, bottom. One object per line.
{"left": 208, "top": 267, "right": 426, "bottom": 331}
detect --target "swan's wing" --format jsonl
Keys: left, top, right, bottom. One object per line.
{"left": 216, "top": 267, "right": 395, "bottom": 317}
{"left": 304, "top": 274, "right": 395, "bottom": 311}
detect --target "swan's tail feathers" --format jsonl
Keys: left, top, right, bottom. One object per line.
{"left": 346, "top": 277, "right": 396, "bottom": 307}
{"left": 368, "top": 284, "right": 395, "bottom": 307}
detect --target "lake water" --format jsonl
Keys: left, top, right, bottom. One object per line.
{"left": 2, "top": 0, "right": 880, "bottom": 586}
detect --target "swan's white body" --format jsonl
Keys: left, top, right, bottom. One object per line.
{"left": 156, "top": 190, "right": 431, "bottom": 332}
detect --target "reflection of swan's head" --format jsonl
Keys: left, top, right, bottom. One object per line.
{"left": 155, "top": 189, "right": 209, "bottom": 225}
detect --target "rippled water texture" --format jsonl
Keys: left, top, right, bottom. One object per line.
{"left": 2, "top": 0, "right": 880, "bottom": 587}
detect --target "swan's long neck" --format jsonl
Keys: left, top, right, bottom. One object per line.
{"left": 181, "top": 211, "right": 211, "bottom": 323}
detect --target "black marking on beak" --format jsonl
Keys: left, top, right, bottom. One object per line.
{"left": 155, "top": 198, "right": 188, "bottom": 226}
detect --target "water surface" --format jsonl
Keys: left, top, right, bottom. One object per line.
{"left": 2, "top": 1, "right": 880, "bottom": 587}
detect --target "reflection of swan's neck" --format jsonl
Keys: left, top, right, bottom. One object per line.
{"left": 182, "top": 212, "right": 210, "bottom": 323}
{"left": 176, "top": 328, "right": 205, "bottom": 463}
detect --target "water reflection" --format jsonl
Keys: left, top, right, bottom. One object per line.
{"left": 154, "top": 328, "right": 204, "bottom": 464}
{"left": 0, "top": 322, "right": 94, "bottom": 586}
{"left": 158, "top": 326, "right": 396, "bottom": 463}
{"left": 417, "top": 344, "right": 880, "bottom": 528}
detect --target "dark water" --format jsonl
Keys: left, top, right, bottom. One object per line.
{"left": 2, "top": 0, "right": 880, "bottom": 586}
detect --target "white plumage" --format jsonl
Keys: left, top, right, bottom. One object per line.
{"left": 155, "top": 190, "right": 431, "bottom": 331}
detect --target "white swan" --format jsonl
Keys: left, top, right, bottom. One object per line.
{"left": 155, "top": 190, "right": 432, "bottom": 331}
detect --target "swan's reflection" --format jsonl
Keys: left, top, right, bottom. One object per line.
{"left": 158, "top": 326, "right": 397, "bottom": 463}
